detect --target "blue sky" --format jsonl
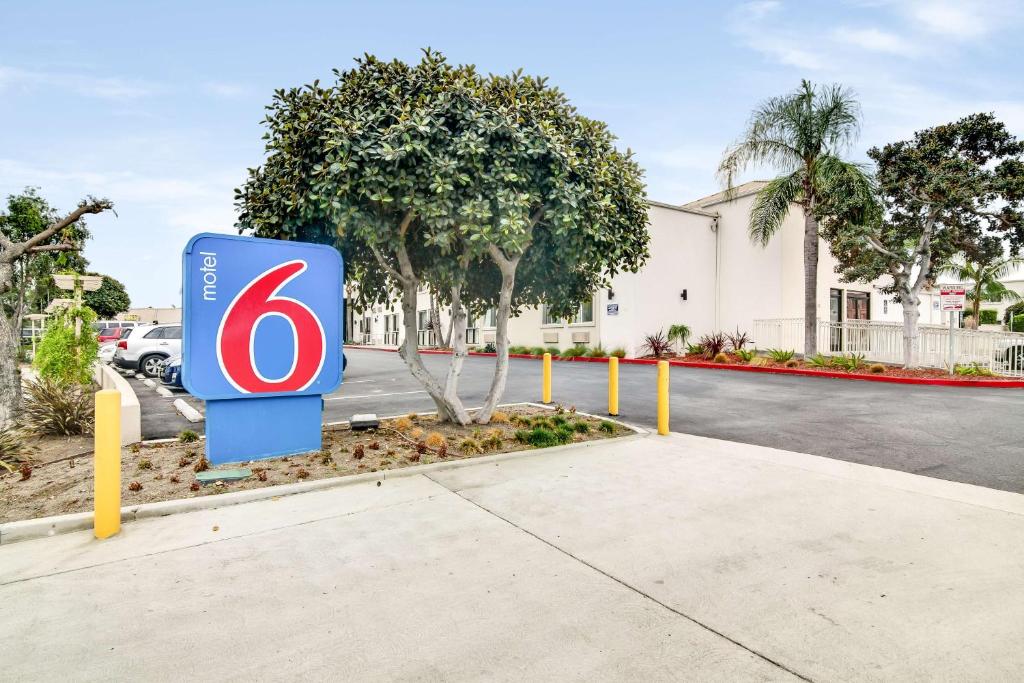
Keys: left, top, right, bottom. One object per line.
{"left": 2, "top": 0, "right": 1022, "bottom": 307}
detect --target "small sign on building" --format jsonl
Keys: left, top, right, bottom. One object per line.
{"left": 939, "top": 285, "right": 967, "bottom": 312}
{"left": 606, "top": 303, "right": 619, "bottom": 316}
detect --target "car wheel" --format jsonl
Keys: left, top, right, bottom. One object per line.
{"left": 140, "top": 354, "right": 165, "bottom": 378}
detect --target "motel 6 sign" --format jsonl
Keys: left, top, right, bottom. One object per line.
{"left": 183, "top": 233, "right": 343, "bottom": 464}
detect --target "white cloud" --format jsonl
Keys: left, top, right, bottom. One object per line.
{"left": 831, "top": 26, "right": 919, "bottom": 56}
{"left": 0, "top": 65, "right": 155, "bottom": 99}
{"left": 906, "top": 1, "right": 992, "bottom": 40}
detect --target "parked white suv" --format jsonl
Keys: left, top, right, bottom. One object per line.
{"left": 113, "top": 324, "right": 182, "bottom": 377}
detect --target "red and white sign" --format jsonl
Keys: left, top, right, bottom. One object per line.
{"left": 939, "top": 286, "right": 967, "bottom": 312}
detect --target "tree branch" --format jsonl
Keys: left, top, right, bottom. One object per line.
{"left": 368, "top": 244, "right": 405, "bottom": 283}
{"left": 22, "top": 199, "right": 113, "bottom": 252}
{"left": 27, "top": 243, "right": 76, "bottom": 254}
{"left": 863, "top": 235, "right": 900, "bottom": 260}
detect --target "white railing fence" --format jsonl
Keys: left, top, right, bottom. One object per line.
{"left": 752, "top": 318, "right": 1024, "bottom": 377}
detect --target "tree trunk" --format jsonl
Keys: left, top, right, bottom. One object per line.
{"left": 396, "top": 280, "right": 467, "bottom": 423}
{"left": 475, "top": 251, "right": 519, "bottom": 424}
{"left": 802, "top": 206, "right": 819, "bottom": 357}
{"left": 900, "top": 290, "right": 920, "bottom": 369}
{"left": 0, "top": 264, "right": 21, "bottom": 428}
{"left": 440, "top": 282, "right": 471, "bottom": 425}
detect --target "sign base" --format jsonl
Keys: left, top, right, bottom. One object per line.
{"left": 205, "top": 395, "right": 323, "bottom": 465}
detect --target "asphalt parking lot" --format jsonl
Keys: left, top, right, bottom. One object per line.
{"left": 133, "top": 347, "right": 1024, "bottom": 493}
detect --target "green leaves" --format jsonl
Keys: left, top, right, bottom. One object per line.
{"left": 236, "top": 50, "right": 649, "bottom": 315}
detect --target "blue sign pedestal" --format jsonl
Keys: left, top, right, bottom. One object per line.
{"left": 205, "top": 395, "right": 323, "bottom": 465}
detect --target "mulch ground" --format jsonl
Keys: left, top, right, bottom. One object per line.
{"left": 635, "top": 352, "right": 1020, "bottom": 381}
{"left": 1, "top": 405, "right": 628, "bottom": 524}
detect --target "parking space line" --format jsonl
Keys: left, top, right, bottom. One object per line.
{"left": 324, "top": 390, "right": 427, "bottom": 401}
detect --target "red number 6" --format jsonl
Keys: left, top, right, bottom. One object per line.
{"left": 216, "top": 260, "right": 326, "bottom": 393}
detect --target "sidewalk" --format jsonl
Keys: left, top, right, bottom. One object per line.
{"left": 2, "top": 433, "right": 1022, "bottom": 681}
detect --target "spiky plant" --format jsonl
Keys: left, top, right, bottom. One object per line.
{"left": 0, "top": 425, "right": 35, "bottom": 473}
{"left": 21, "top": 378, "right": 94, "bottom": 436}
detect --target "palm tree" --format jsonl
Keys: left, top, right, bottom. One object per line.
{"left": 719, "top": 80, "right": 871, "bottom": 357}
{"left": 942, "top": 255, "right": 1023, "bottom": 328}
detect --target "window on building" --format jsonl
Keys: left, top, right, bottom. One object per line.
{"left": 572, "top": 299, "right": 594, "bottom": 324}
{"left": 541, "top": 306, "right": 561, "bottom": 326}
{"left": 482, "top": 307, "right": 497, "bottom": 328}
{"left": 417, "top": 310, "right": 429, "bottom": 330}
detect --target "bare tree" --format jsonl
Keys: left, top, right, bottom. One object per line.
{"left": 0, "top": 197, "right": 113, "bottom": 426}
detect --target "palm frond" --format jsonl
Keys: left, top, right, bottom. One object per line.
{"left": 749, "top": 172, "right": 802, "bottom": 246}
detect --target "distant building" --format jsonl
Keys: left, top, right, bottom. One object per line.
{"left": 121, "top": 307, "right": 181, "bottom": 324}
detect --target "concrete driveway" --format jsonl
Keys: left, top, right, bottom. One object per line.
{"left": 331, "top": 349, "right": 1024, "bottom": 493}
{"left": 3, "top": 433, "right": 1022, "bottom": 681}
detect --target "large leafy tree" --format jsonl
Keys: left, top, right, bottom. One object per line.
{"left": 0, "top": 191, "right": 113, "bottom": 426}
{"left": 820, "top": 113, "right": 1024, "bottom": 366}
{"left": 719, "top": 80, "right": 871, "bottom": 357}
{"left": 237, "top": 51, "right": 649, "bottom": 424}
{"left": 84, "top": 272, "right": 131, "bottom": 318}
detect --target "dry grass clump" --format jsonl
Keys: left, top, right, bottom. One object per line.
{"left": 393, "top": 416, "right": 413, "bottom": 431}
{"left": 868, "top": 363, "right": 886, "bottom": 374}
{"left": 490, "top": 411, "right": 510, "bottom": 424}
{"left": 459, "top": 437, "right": 482, "bottom": 455}
{"left": 712, "top": 352, "right": 730, "bottom": 364}
{"left": 425, "top": 431, "right": 446, "bottom": 449}
{"left": 784, "top": 359, "right": 800, "bottom": 368}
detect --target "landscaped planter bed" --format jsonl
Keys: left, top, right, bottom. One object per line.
{"left": 354, "top": 346, "right": 1023, "bottom": 387}
{"left": 1, "top": 405, "right": 628, "bottom": 524}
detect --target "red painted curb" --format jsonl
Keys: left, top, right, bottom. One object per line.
{"left": 346, "top": 345, "right": 1024, "bottom": 388}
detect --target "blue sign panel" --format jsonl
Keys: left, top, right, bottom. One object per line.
{"left": 182, "top": 233, "right": 343, "bottom": 463}
{"left": 182, "top": 233, "right": 343, "bottom": 400}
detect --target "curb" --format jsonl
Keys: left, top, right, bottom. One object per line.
{"left": 348, "top": 345, "right": 1024, "bottom": 388}
{"left": 0, "top": 408, "right": 646, "bottom": 545}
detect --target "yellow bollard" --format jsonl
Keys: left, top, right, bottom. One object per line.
{"left": 542, "top": 353, "right": 552, "bottom": 403}
{"left": 657, "top": 360, "right": 669, "bottom": 435}
{"left": 608, "top": 356, "right": 619, "bottom": 416}
{"left": 94, "top": 389, "right": 122, "bottom": 539}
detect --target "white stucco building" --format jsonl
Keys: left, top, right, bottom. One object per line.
{"left": 346, "top": 181, "right": 1012, "bottom": 356}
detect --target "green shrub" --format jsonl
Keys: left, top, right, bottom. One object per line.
{"left": 508, "top": 345, "right": 528, "bottom": 355}
{"left": 546, "top": 346, "right": 561, "bottom": 357}
{"left": 1011, "top": 315, "right": 1024, "bottom": 333}
{"left": 832, "top": 353, "right": 865, "bottom": 371}
{"left": 766, "top": 348, "right": 795, "bottom": 363}
{"left": 560, "top": 345, "right": 588, "bottom": 359}
{"left": 979, "top": 309, "right": 998, "bottom": 325}
{"left": 735, "top": 348, "right": 756, "bottom": 362}
{"left": 21, "top": 378, "right": 94, "bottom": 436}
{"left": 33, "top": 305, "right": 99, "bottom": 385}
{"left": 610, "top": 347, "right": 627, "bottom": 358}
{"left": 482, "top": 342, "right": 496, "bottom": 353}
{"left": 598, "top": 420, "right": 616, "bottom": 434}
{"left": 179, "top": 429, "right": 199, "bottom": 443}
{"left": 550, "top": 414, "right": 568, "bottom": 427}
{"left": 587, "top": 346, "right": 607, "bottom": 358}
{"left": 955, "top": 362, "right": 995, "bottom": 377}
{"left": 685, "top": 342, "right": 705, "bottom": 355}
{"left": 806, "top": 353, "right": 832, "bottom": 368}
{"left": 572, "top": 420, "right": 589, "bottom": 433}
{"left": 529, "top": 346, "right": 547, "bottom": 357}
{"left": 520, "top": 427, "right": 561, "bottom": 448}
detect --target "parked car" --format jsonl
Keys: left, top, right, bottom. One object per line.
{"left": 113, "top": 324, "right": 182, "bottom": 377}
{"left": 160, "top": 354, "right": 184, "bottom": 388}
{"left": 92, "top": 320, "right": 139, "bottom": 333}
{"left": 97, "top": 327, "right": 122, "bottom": 343}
